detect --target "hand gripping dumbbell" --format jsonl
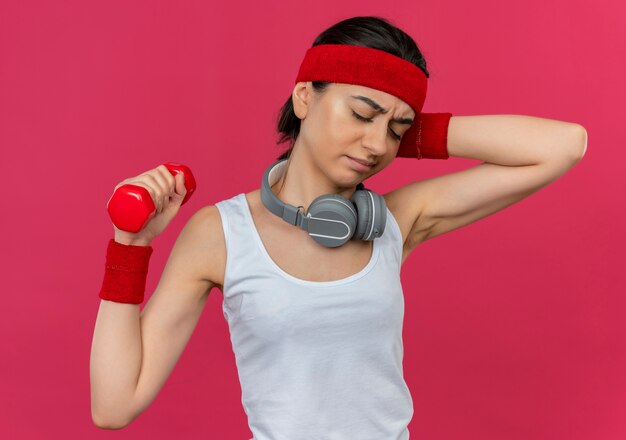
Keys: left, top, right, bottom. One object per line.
{"left": 107, "top": 163, "right": 197, "bottom": 233}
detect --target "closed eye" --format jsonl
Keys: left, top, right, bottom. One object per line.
{"left": 352, "top": 111, "right": 402, "bottom": 141}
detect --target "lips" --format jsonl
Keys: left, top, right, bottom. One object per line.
{"left": 348, "top": 157, "right": 374, "bottom": 167}
{"left": 346, "top": 156, "right": 374, "bottom": 172}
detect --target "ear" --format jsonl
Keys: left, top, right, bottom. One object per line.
{"left": 292, "top": 81, "right": 312, "bottom": 120}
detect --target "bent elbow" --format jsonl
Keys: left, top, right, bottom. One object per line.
{"left": 91, "top": 410, "right": 130, "bottom": 430}
{"left": 571, "top": 124, "right": 588, "bottom": 161}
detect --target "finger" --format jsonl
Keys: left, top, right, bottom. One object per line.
{"left": 156, "top": 165, "right": 176, "bottom": 196}
{"left": 114, "top": 178, "right": 130, "bottom": 192}
{"left": 155, "top": 166, "right": 177, "bottom": 211}
{"left": 174, "top": 172, "right": 186, "bottom": 196}
{"left": 150, "top": 168, "right": 173, "bottom": 213}
{"left": 144, "top": 173, "right": 168, "bottom": 213}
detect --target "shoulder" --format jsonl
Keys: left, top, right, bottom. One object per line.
{"left": 185, "top": 204, "right": 223, "bottom": 235}
{"left": 180, "top": 204, "right": 227, "bottom": 292}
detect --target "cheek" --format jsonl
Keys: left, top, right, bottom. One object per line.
{"left": 324, "top": 103, "right": 357, "bottom": 142}
{"left": 305, "top": 100, "right": 358, "bottom": 152}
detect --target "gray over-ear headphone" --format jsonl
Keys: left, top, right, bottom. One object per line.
{"left": 260, "top": 159, "right": 387, "bottom": 248}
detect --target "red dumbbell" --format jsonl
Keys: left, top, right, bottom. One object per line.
{"left": 107, "top": 163, "right": 197, "bottom": 233}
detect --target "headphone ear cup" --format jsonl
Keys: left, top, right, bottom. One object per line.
{"left": 351, "top": 189, "right": 387, "bottom": 240}
{"left": 306, "top": 194, "right": 358, "bottom": 247}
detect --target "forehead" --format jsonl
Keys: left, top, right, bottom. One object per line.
{"left": 329, "top": 83, "right": 415, "bottom": 117}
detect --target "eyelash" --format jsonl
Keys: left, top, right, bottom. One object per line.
{"left": 351, "top": 111, "right": 402, "bottom": 141}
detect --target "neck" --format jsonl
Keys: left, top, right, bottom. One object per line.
{"left": 271, "top": 142, "right": 358, "bottom": 214}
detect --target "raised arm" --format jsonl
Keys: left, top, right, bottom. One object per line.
{"left": 90, "top": 205, "right": 225, "bottom": 429}
{"left": 385, "top": 115, "right": 587, "bottom": 255}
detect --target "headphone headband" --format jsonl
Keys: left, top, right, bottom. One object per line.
{"left": 261, "top": 159, "right": 365, "bottom": 229}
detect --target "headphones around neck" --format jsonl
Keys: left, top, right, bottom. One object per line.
{"left": 260, "top": 159, "right": 387, "bottom": 248}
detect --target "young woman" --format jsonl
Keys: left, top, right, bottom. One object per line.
{"left": 90, "top": 16, "right": 587, "bottom": 438}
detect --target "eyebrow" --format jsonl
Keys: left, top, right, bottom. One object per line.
{"left": 350, "top": 95, "right": 415, "bottom": 125}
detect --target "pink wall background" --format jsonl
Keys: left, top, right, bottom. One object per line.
{"left": 1, "top": 0, "right": 623, "bottom": 438}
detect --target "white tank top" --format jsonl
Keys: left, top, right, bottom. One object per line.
{"left": 215, "top": 192, "right": 413, "bottom": 440}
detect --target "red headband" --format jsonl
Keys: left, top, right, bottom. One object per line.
{"left": 294, "top": 44, "right": 429, "bottom": 153}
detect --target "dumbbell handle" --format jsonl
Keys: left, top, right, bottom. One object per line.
{"left": 107, "top": 163, "right": 197, "bottom": 233}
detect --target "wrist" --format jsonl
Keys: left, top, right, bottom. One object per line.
{"left": 99, "top": 238, "right": 154, "bottom": 304}
{"left": 114, "top": 236, "right": 153, "bottom": 247}
{"left": 397, "top": 112, "right": 453, "bottom": 159}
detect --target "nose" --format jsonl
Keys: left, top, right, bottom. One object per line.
{"left": 361, "top": 123, "right": 390, "bottom": 156}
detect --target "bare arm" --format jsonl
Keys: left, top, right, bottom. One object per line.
{"left": 90, "top": 205, "right": 224, "bottom": 429}
{"left": 384, "top": 115, "right": 587, "bottom": 252}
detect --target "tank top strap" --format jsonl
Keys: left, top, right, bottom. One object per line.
{"left": 214, "top": 193, "right": 270, "bottom": 299}
{"left": 380, "top": 202, "right": 404, "bottom": 269}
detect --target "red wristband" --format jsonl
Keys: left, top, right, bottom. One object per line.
{"left": 397, "top": 112, "right": 453, "bottom": 160}
{"left": 99, "top": 238, "right": 154, "bottom": 304}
